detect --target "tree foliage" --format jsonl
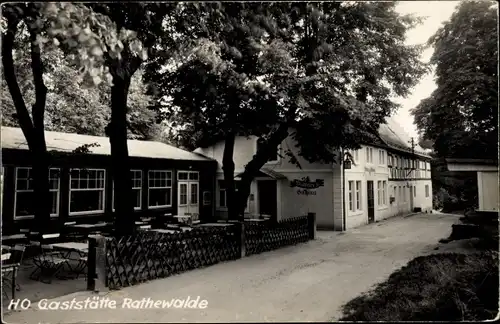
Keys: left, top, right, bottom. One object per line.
{"left": 411, "top": 1, "right": 498, "bottom": 159}
{"left": 147, "top": 2, "right": 428, "bottom": 219}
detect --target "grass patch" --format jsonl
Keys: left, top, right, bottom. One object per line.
{"left": 340, "top": 252, "right": 499, "bottom": 321}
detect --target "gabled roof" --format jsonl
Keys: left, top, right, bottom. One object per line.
{"left": 1, "top": 126, "right": 213, "bottom": 161}
{"left": 376, "top": 117, "right": 432, "bottom": 159}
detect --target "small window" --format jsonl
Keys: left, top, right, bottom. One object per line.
{"left": 425, "top": 185, "right": 429, "bottom": 197}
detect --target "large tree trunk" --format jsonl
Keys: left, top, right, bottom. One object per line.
{"left": 108, "top": 71, "right": 136, "bottom": 236}
{"left": 29, "top": 27, "right": 51, "bottom": 234}
{"left": 2, "top": 14, "right": 51, "bottom": 237}
{"left": 222, "top": 133, "right": 238, "bottom": 221}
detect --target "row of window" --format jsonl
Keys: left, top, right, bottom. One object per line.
{"left": 348, "top": 180, "right": 430, "bottom": 213}
{"left": 347, "top": 147, "right": 430, "bottom": 171}
{"left": 12, "top": 167, "right": 199, "bottom": 219}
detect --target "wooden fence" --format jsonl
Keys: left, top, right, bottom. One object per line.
{"left": 87, "top": 213, "right": 316, "bottom": 291}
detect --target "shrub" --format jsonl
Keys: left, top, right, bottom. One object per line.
{"left": 340, "top": 252, "right": 499, "bottom": 321}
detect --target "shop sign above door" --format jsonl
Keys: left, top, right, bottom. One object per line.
{"left": 290, "top": 177, "right": 324, "bottom": 195}
{"left": 290, "top": 177, "right": 324, "bottom": 189}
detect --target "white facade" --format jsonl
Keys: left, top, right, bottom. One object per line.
{"left": 196, "top": 131, "right": 434, "bottom": 231}
{"left": 195, "top": 135, "right": 341, "bottom": 229}
{"left": 342, "top": 145, "right": 433, "bottom": 229}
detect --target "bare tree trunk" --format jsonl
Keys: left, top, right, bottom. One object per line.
{"left": 222, "top": 133, "right": 238, "bottom": 221}
{"left": 108, "top": 72, "right": 135, "bottom": 236}
{"left": 28, "top": 25, "right": 51, "bottom": 234}
{"left": 106, "top": 56, "right": 142, "bottom": 236}
{"left": 2, "top": 14, "right": 51, "bottom": 236}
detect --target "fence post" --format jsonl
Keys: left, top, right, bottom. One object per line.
{"left": 307, "top": 212, "right": 316, "bottom": 240}
{"left": 87, "top": 236, "right": 97, "bottom": 291}
{"left": 236, "top": 221, "right": 245, "bottom": 258}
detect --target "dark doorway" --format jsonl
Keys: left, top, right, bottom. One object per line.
{"left": 367, "top": 180, "right": 375, "bottom": 223}
{"left": 258, "top": 180, "right": 277, "bottom": 219}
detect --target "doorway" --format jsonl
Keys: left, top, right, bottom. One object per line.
{"left": 258, "top": 180, "right": 277, "bottom": 219}
{"left": 367, "top": 180, "right": 375, "bottom": 223}
{"left": 177, "top": 171, "right": 199, "bottom": 216}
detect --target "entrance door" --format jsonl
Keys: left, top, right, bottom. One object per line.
{"left": 258, "top": 180, "right": 277, "bottom": 219}
{"left": 367, "top": 181, "right": 375, "bottom": 223}
{"left": 177, "top": 181, "right": 199, "bottom": 216}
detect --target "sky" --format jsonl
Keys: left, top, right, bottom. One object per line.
{"left": 393, "top": 1, "right": 460, "bottom": 139}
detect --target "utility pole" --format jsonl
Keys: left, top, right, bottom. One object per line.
{"left": 407, "top": 137, "right": 416, "bottom": 178}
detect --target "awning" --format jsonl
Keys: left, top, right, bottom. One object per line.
{"left": 236, "top": 167, "right": 287, "bottom": 180}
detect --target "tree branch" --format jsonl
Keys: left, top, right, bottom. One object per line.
{"left": 27, "top": 24, "right": 47, "bottom": 133}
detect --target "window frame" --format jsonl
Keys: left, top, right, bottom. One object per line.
{"left": 348, "top": 181, "right": 354, "bottom": 212}
{"left": 148, "top": 170, "right": 173, "bottom": 209}
{"left": 382, "top": 181, "right": 387, "bottom": 205}
{"left": 69, "top": 168, "right": 106, "bottom": 216}
{"left": 112, "top": 169, "right": 143, "bottom": 211}
{"left": 377, "top": 180, "right": 382, "bottom": 205}
{"left": 14, "top": 167, "right": 61, "bottom": 220}
{"left": 355, "top": 180, "right": 362, "bottom": 210}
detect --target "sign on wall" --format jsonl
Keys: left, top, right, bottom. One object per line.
{"left": 290, "top": 177, "right": 324, "bottom": 196}
{"left": 203, "top": 191, "right": 211, "bottom": 205}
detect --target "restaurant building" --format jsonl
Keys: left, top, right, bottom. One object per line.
{"left": 194, "top": 117, "right": 433, "bottom": 230}
{"left": 0, "top": 126, "right": 217, "bottom": 234}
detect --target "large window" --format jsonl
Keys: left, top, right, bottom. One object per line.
{"left": 348, "top": 181, "right": 354, "bottom": 211}
{"left": 15, "top": 167, "right": 60, "bottom": 219}
{"left": 257, "top": 138, "right": 279, "bottom": 163}
{"left": 112, "top": 170, "right": 142, "bottom": 211}
{"left": 69, "top": 169, "right": 105, "bottom": 215}
{"left": 148, "top": 170, "right": 172, "bottom": 208}
{"left": 355, "top": 181, "right": 362, "bottom": 210}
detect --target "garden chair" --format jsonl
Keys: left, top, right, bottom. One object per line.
{"left": 2, "top": 244, "right": 26, "bottom": 299}
{"left": 29, "top": 234, "right": 69, "bottom": 284}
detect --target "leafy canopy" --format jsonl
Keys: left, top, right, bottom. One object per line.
{"left": 148, "top": 2, "right": 428, "bottom": 164}
{"left": 411, "top": 1, "right": 498, "bottom": 159}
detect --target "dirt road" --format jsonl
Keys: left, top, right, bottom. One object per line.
{"left": 3, "top": 212, "right": 459, "bottom": 323}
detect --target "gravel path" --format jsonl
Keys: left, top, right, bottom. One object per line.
{"left": 3, "top": 212, "right": 459, "bottom": 323}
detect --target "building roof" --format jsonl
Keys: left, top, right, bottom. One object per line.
{"left": 1, "top": 126, "right": 213, "bottom": 161}
{"left": 445, "top": 158, "right": 499, "bottom": 166}
{"left": 376, "top": 117, "right": 431, "bottom": 159}
{"left": 236, "top": 167, "right": 288, "bottom": 180}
